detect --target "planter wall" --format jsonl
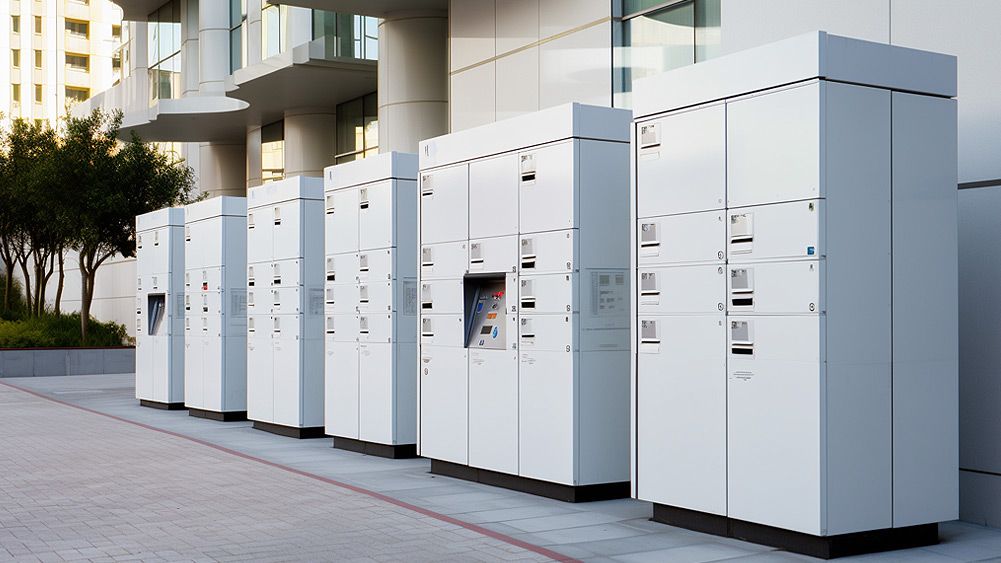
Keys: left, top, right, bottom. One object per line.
{"left": 0, "top": 348, "right": 135, "bottom": 378}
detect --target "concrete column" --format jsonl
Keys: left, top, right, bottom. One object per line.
{"left": 283, "top": 109, "right": 336, "bottom": 178}
{"left": 378, "top": 11, "right": 449, "bottom": 153}
{"left": 287, "top": 6, "right": 314, "bottom": 50}
{"left": 198, "top": 142, "right": 247, "bottom": 197}
{"left": 181, "top": 0, "right": 200, "bottom": 97}
{"left": 246, "top": 126, "right": 263, "bottom": 188}
{"left": 246, "top": 0, "right": 263, "bottom": 67}
{"left": 198, "top": 0, "right": 229, "bottom": 95}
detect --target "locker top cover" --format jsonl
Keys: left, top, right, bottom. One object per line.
{"left": 137, "top": 206, "right": 185, "bottom": 233}
{"left": 419, "top": 102, "right": 631, "bottom": 171}
{"left": 247, "top": 175, "right": 323, "bottom": 210}
{"left": 632, "top": 31, "right": 957, "bottom": 121}
{"left": 185, "top": 196, "right": 247, "bottom": 224}
{"left": 325, "top": 151, "right": 418, "bottom": 192}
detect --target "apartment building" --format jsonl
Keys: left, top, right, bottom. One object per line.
{"left": 80, "top": 0, "right": 1001, "bottom": 527}
{"left": 0, "top": 0, "right": 121, "bottom": 127}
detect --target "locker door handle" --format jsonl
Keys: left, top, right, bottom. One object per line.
{"left": 520, "top": 297, "right": 536, "bottom": 309}
{"left": 639, "top": 239, "right": 660, "bottom": 249}
{"left": 520, "top": 254, "right": 536, "bottom": 269}
{"left": 359, "top": 201, "right": 369, "bottom": 210}
{"left": 640, "top": 338, "right": 661, "bottom": 345}
{"left": 731, "top": 342, "right": 754, "bottom": 355}
{"left": 730, "top": 288, "right": 754, "bottom": 308}
{"left": 326, "top": 273, "right": 335, "bottom": 282}
{"left": 421, "top": 188, "right": 434, "bottom": 197}
{"left": 469, "top": 257, "right": 484, "bottom": 265}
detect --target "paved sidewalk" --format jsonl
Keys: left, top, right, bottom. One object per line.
{"left": 5, "top": 374, "right": 1001, "bottom": 563}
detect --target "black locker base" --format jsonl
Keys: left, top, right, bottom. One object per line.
{"left": 188, "top": 407, "right": 247, "bottom": 422}
{"left": 251, "top": 420, "right": 326, "bottom": 439}
{"left": 139, "top": 399, "right": 185, "bottom": 410}
{"left": 332, "top": 436, "right": 418, "bottom": 459}
{"left": 431, "top": 459, "right": 629, "bottom": 503}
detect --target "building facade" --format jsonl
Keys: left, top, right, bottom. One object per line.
{"left": 81, "top": 0, "right": 1001, "bottom": 527}
{"left": 1, "top": 0, "right": 122, "bottom": 127}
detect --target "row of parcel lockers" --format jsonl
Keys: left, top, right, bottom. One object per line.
{"left": 134, "top": 32, "right": 959, "bottom": 558}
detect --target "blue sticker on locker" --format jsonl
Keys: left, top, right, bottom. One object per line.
{"left": 476, "top": 302, "right": 483, "bottom": 312}
{"left": 807, "top": 246, "right": 815, "bottom": 256}
{"left": 492, "top": 326, "right": 499, "bottom": 338}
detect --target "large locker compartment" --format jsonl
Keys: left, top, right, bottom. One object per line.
{"left": 323, "top": 152, "right": 419, "bottom": 458}
{"left": 183, "top": 196, "right": 248, "bottom": 420}
{"left": 631, "top": 31, "right": 958, "bottom": 558}
{"left": 417, "top": 103, "right": 632, "bottom": 502}
{"left": 246, "top": 176, "right": 325, "bottom": 438}
{"left": 135, "top": 207, "right": 186, "bottom": 408}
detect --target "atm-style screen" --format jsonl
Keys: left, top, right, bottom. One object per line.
{"left": 464, "top": 277, "right": 508, "bottom": 350}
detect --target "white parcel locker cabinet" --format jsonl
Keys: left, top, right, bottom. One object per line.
{"left": 183, "top": 196, "right": 248, "bottom": 420}
{"left": 246, "top": 176, "right": 326, "bottom": 439}
{"left": 323, "top": 153, "right": 419, "bottom": 457}
{"left": 418, "top": 103, "right": 631, "bottom": 501}
{"left": 630, "top": 31, "right": 957, "bottom": 557}
{"left": 135, "top": 207, "right": 186, "bottom": 409}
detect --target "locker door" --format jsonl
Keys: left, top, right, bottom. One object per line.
{"left": 151, "top": 337, "right": 168, "bottom": 402}
{"left": 246, "top": 210, "right": 273, "bottom": 265}
{"left": 727, "top": 315, "right": 823, "bottom": 534}
{"left": 638, "top": 265, "right": 725, "bottom": 315}
{"left": 246, "top": 315, "right": 274, "bottom": 422}
{"left": 359, "top": 342, "right": 394, "bottom": 445}
{"left": 359, "top": 248, "right": 394, "bottom": 282}
{"left": 326, "top": 187, "right": 360, "bottom": 255}
{"left": 328, "top": 284, "right": 359, "bottom": 314}
{"left": 358, "top": 313, "right": 393, "bottom": 343}
{"left": 637, "top": 211, "right": 726, "bottom": 267}
{"left": 727, "top": 260, "right": 823, "bottom": 315}
{"left": 271, "top": 258, "right": 303, "bottom": 288}
{"left": 328, "top": 314, "right": 360, "bottom": 343}
{"left": 135, "top": 337, "right": 152, "bottom": 399}
{"left": 469, "top": 154, "right": 519, "bottom": 239}
{"left": 202, "top": 335, "right": 223, "bottom": 411}
{"left": 727, "top": 200, "right": 824, "bottom": 263}
{"left": 359, "top": 180, "right": 395, "bottom": 251}
{"left": 183, "top": 336, "right": 202, "bottom": 409}
{"left": 469, "top": 348, "right": 519, "bottom": 475}
{"left": 420, "top": 279, "right": 464, "bottom": 315}
{"left": 273, "top": 200, "right": 303, "bottom": 260}
{"left": 519, "top": 141, "right": 575, "bottom": 234}
{"left": 468, "top": 236, "right": 518, "bottom": 274}
{"left": 419, "top": 314, "right": 464, "bottom": 348}
{"left": 421, "top": 242, "right": 467, "bottom": 280}
{"left": 420, "top": 164, "right": 468, "bottom": 244}
{"left": 271, "top": 287, "right": 302, "bottom": 315}
{"left": 325, "top": 339, "right": 360, "bottom": 439}
{"left": 326, "top": 253, "right": 360, "bottom": 285}
{"left": 636, "top": 315, "right": 726, "bottom": 514}
{"left": 222, "top": 335, "right": 248, "bottom": 411}
{"left": 727, "top": 82, "right": 822, "bottom": 208}
{"left": 636, "top": 103, "right": 726, "bottom": 217}
{"left": 519, "top": 230, "right": 575, "bottom": 274}
{"left": 519, "top": 274, "right": 574, "bottom": 314}
{"left": 518, "top": 314, "right": 574, "bottom": 353}
{"left": 419, "top": 346, "right": 468, "bottom": 464}
{"left": 359, "top": 281, "right": 394, "bottom": 314}
{"left": 519, "top": 348, "right": 574, "bottom": 484}
{"left": 272, "top": 315, "right": 302, "bottom": 427}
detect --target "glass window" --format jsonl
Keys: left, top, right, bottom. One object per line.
{"left": 12, "top": 49, "right": 19, "bottom": 68}
{"left": 34, "top": 15, "right": 41, "bottom": 34}
{"left": 112, "top": 25, "right": 121, "bottom": 39}
{"left": 261, "top": 120, "right": 285, "bottom": 183}
{"left": 261, "top": 4, "right": 288, "bottom": 60}
{"left": 34, "top": 49, "right": 42, "bottom": 68}
{"left": 65, "top": 87, "right": 89, "bottom": 102}
{"left": 148, "top": 0, "right": 182, "bottom": 105}
{"left": 11, "top": 16, "right": 19, "bottom": 33}
{"left": 34, "top": 84, "right": 42, "bottom": 103}
{"left": 230, "top": 0, "right": 246, "bottom": 72}
{"left": 311, "top": 12, "right": 378, "bottom": 60}
{"left": 12, "top": 84, "right": 20, "bottom": 103}
{"left": 614, "top": 0, "right": 720, "bottom": 108}
{"left": 65, "top": 53, "right": 89, "bottom": 71}
{"left": 65, "top": 19, "right": 89, "bottom": 38}
{"left": 334, "top": 92, "right": 378, "bottom": 164}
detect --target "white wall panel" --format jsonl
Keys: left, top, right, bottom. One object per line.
{"left": 539, "top": 0, "right": 609, "bottom": 39}
{"left": 450, "top": 0, "right": 496, "bottom": 71}
{"left": 496, "top": 0, "right": 539, "bottom": 54}
{"left": 450, "top": 63, "right": 496, "bottom": 131}
{"left": 496, "top": 46, "right": 539, "bottom": 121}
{"left": 539, "top": 23, "right": 612, "bottom": 110}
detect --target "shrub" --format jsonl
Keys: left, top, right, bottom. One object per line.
{"left": 0, "top": 271, "right": 28, "bottom": 321}
{"left": 0, "top": 313, "right": 128, "bottom": 348}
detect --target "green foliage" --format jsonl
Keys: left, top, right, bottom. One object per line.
{"left": 0, "top": 271, "right": 27, "bottom": 320}
{"left": 0, "top": 314, "right": 128, "bottom": 348}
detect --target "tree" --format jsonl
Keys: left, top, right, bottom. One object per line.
{"left": 62, "top": 110, "right": 196, "bottom": 341}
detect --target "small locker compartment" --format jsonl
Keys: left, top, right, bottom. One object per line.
{"left": 419, "top": 314, "right": 465, "bottom": 347}
{"left": 420, "top": 279, "right": 464, "bottom": 315}
{"left": 359, "top": 342, "right": 395, "bottom": 445}
{"left": 270, "top": 287, "right": 302, "bottom": 315}
{"left": 192, "top": 266, "right": 224, "bottom": 292}
{"left": 727, "top": 260, "right": 824, "bottom": 314}
{"left": 637, "top": 211, "right": 726, "bottom": 266}
{"left": 469, "top": 348, "right": 519, "bottom": 475}
{"left": 202, "top": 335, "right": 223, "bottom": 404}
{"left": 464, "top": 275, "right": 516, "bottom": 350}
{"left": 727, "top": 315, "right": 824, "bottom": 534}
{"left": 358, "top": 180, "right": 396, "bottom": 251}
{"left": 727, "top": 82, "right": 822, "bottom": 208}
{"left": 519, "top": 273, "right": 574, "bottom": 315}
{"left": 325, "top": 314, "right": 360, "bottom": 343}
{"left": 272, "top": 199, "right": 304, "bottom": 260}
{"left": 468, "top": 236, "right": 518, "bottom": 274}
{"left": 419, "top": 346, "right": 469, "bottom": 464}
{"left": 358, "top": 248, "right": 395, "bottom": 282}
{"left": 246, "top": 317, "right": 274, "bottom": 422}
{"left": 357, "top": 281, "right": 393, "bottom": 313}
{"left": 246, "top": 209, "right": 273, "bottom": 264}
{"left": 270, "top": 258, "right": 303, "bottom": 288}
{"left": 727, "top": 200, "right": 824, "bottom": 263}
{"left": 325, "top": 340, "right": 360, "bottom": 439}
{"left": 469, "top": 153, "right": 519, "bottom": 239}
{"left": 357, "top": 313, "right": 394, "bottom": 343}
{"left": 420, "top": 164, "right": 469, "bottom": 245}
{"left": 519, "top": 347, "right": 575, "bottom": 485}
{"left": 326, "top": 253, "right": 360, "bottom": 285}
{"left": 183, "top": 337, "right": 204, "bottom": 408}
{"left": 325, "top": 187, "right": 360, "bottom": 255}
{"left": 519, "top": 230, "right": 576, "bottom": 274}
{"left": 638, "top": 265, "right": 725, "bottom": 315}
{"left": 519, "top": 140, "right": 576, "bottom": 234}
{"left": 272, "top": 316, "right": 303, "bottom": 428}
{"left": 636, "top": 315, "right": 727, "bottom": 514}
{"left": 518, "top": 314, "right": 575, "bottom": 352}
{"left": 420, "top": 242, "right": 468, "bottom": 280}
{"left": 636, "top": 103, "right": 726, "bottom": 217}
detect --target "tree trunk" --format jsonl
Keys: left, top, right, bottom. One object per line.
{"left": 0, "top": 256, "right": 13, "bottom": 313}
{"left": 18, "top": 257, "right": 32, "bottom": 317}
{"left": 54, "top": 249, "right": 65, "bottom": 315}
{"left": 80, "top": 261, "right": 94, "bottom": 343}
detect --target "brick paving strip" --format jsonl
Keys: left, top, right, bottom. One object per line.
{"left": 0, "top": 381, "right": 575, "bottom": 563}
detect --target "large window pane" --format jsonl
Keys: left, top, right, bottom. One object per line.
{"left": 261, "top": 120, "right": 285, "bottom": 183}
{"left": 695, "top": 0, "right": 720, "bottom": 62}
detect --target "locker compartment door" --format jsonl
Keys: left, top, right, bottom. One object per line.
{"left": 271, "top": 258, "right": 303, "bottom": 288}
{"left": 223, "top": 336, "right": 248, "bottom": 411}
{"left": 727, "top": 200, "right": 823, "bottom": 263}
{"left": 518, "top": 314, "right": 575, "bottom": 352}
{"left": 359, "top": 248, "right": 394, "bottom": 283}
{"left": 359, "top": 180, "right": 395, "bottom": 251}
{"left": 636, "top": 315, "right": 726, "bottom": 514}
{"left": 420, "top": 279, "right": 464, "bottom": 315}
{"left": 273, "top": 200, "right": 304, "bottom": 260}
{"left": 519, "top": 273, "right": 574, "bottom": 315}
{"left": 638, "top": 265, "right": 725, "bottom": 315}
{"left": 328, "top": 284, "right": 359, "bottom": 314}
{"left": 420, "top": 164, "right": 468, "bottom": 244}
{"left": 270, "top": 287, "right": 302, "bottom": 315}
{"left": 727, "top": 260, "right": 823, "bottom": 315}
{"left": 468, "top": 236, "right": 518, "bottom": 274}
{"left": 183, "top": 337, "right": 203, "bottom": 409}
{"left": 519, "top": 141, "right": 576, "bottom": 234}
{"left": 638, "top": 211, "right": 726, "bottom": 266}
{"left": 246, "top": 210, "right": 274, "bottom": 265}
{"left": 326, "top": 253, "right": 360, "bottom": 285}
{"left": 419, "top": 314, "right": 465, "bottom": 348}
{"left": 519, "top": 230, "right": 575, "bottom": 275}
{"left": 419, "top": 346, "right": 468, "bottom": 464}
{"left": 200, "top": 266, "right": 224, "bottom": 292}
{"left": 727, "top": 83, "right": 821, "bottom": 208}
{"left": 246, "top": 321, "right": 274, "bottom": 423}
{"left": 469, "top": 349, "right": 519, "bottom": 475}
{"left": 359, "top": 281, "right": 394, "bottom": 314}
{"left": 421, "top": 242, "right": 467, "bottom": 280}
{"left": 519, "top": 349, "right": 574, "bottom": 484}
{"left": 636, "top": 104, "right": 726, "bottom": 217}
{"left": 358, "top": 313, "right": 394, "bottom": 343}
{"left": 359, "top": 342, "right": 394, "bottom": 445}
{"left": 151, "top": 337, "right": 168, "bottom": 402}
{"left": 135, "top": 338, "right": 152, "bottom": 399}
{"left": 272, "top": 317, "right": 303, "bottom": 428}
{"left": 325, "top": 339, "right": 359, "bottom": 439}
{"left": 202, "top": 336, "right": 223, "bottom": 411}
{"left": 327, "top": 314, "right": 360, "bottom": 343}
{"left": 326, "top": 187, "right": 360, "bottom": 255}
{"left": 469, "top": 154, "right": 519, "bottom": 239}
{"left": 727, "top": 315, "right": 823, "bottom": 535}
